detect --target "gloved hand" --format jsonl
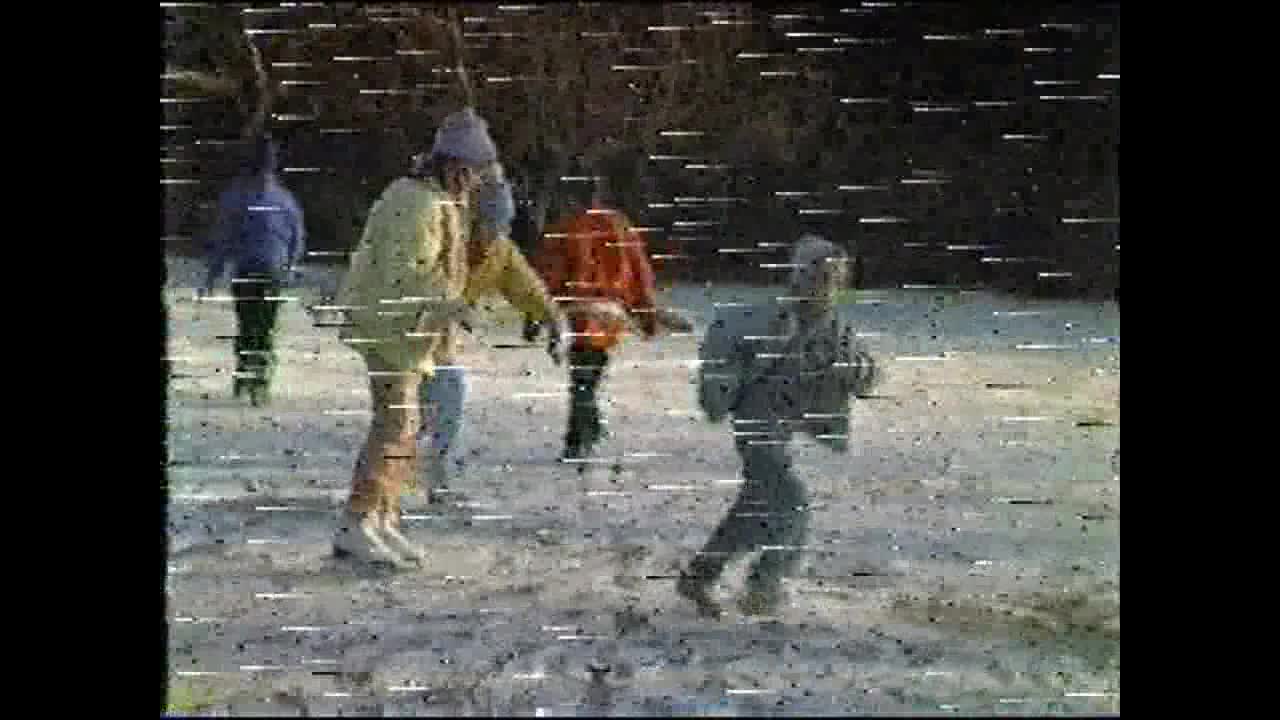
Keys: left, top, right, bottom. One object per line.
{"left": 546, "top": 314, "right": 570, "bottom": 366}
{"left": 522, "top": 317, "right": 544, "bottom": 343}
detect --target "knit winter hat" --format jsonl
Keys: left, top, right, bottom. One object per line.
{"left": 429, "top": 107, "right": 499, "bottom": 166}
{"left": 789, "top": 234, "right": 850, "bottom": 294}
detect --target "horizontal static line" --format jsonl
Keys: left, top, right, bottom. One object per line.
{"left": 981, "top": 256, "right": 1039, "bottom": 263}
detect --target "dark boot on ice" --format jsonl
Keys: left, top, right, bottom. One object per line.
{"left": 249, "top": 383, "right": 271, "bottom": 407}
{"left": 736, "top": 587, "right": 786, "bottom": 618}
{"left": 676, "top": 572, "right": 725, "bottom": 620}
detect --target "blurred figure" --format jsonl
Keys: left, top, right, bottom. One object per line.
{"left": 533, "top": 161, "right": 661, "bottom": 461}
{"left": 201, "top": 135, "right": 306, "bottom": 407}
{"left": 331, "top": 108, "right": 564, "bottom": 569}
{"left": 678, "top": 235, "right": 883, "bottom": 618}
{"left": 417, "top": 164, "right": 570, "bottom": 502}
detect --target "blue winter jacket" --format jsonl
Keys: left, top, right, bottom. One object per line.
{"left": 204, "top": 139, "right": 306, "bottom": 289}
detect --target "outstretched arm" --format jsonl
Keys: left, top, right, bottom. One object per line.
{"left": 485, "top": 234, "right": 559, "bottom": 324}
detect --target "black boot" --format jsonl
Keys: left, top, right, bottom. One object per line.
{"left": 676, "top": 553, "right": 728, "bottom": 619}
{"left": 249, "top": 382, "right": 270, "bottom": 408}
{"left": 563, "top": 348, "right": 608, "bottom": 460}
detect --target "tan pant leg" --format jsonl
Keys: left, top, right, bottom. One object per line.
{"left": 347, "top": 354, "right": 424, "bottom": 516}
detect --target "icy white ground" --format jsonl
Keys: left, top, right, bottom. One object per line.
{"left": 164, "top": 255, "right": 1119, "bottom": 716}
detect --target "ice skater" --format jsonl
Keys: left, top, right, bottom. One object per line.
{"left": 677, "top": 235, "right": 883, "bottom": 617}
{"left": 200, "top": 134, "right": 306, "bottom": 407}
{"left": 330, "top": 108, "right": 566, "bottom": 569}
{"left": 531, "top": 160, "right": 686, "bottom": 461}
{"left": 416, "top": 162, "right": 571, "bottom": 502}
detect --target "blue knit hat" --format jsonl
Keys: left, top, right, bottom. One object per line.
{"left": 429, "top": 107, "right": 499, "bottom": 166}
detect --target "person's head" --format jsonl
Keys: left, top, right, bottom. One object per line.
{"left": 417, "top": 107, "right": 501, "bottom": 198}
{"left": 244, "top": 134, "right": 279, "bottom": 177}
{"left": 559, "top": 156, "right": 606, "bottom": 213}
{"left": 789, "top": 234, "right": 851, "bottom": 305}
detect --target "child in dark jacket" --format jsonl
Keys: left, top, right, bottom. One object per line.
{"left": 679, "top": 235, "right": 882, "bottom": 618}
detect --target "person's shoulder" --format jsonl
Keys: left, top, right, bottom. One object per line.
{"left": 382, "top": 177, "right": 447, "bottom": 213}
{"left": 709, "top": 301, "right": 771, "bottom": 335}
{"left": 263, "top": 180, "right": 303, "bottom": 209}
{"left": 542, "top": 213, "right": 576, "bottom": 237}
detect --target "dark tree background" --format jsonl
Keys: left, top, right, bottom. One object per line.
{"left": 162, "top": 2, "right": 1119, "bottom": 299}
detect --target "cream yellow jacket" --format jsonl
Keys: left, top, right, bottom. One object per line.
{"left": 336, "top": 176, "right": 469, "bottom": 375}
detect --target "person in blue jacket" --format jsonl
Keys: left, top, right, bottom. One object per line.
{"left": 202, "top": 135, "right": 306, "bottom": 406}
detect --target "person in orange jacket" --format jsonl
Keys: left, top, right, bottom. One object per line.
{"left": 533, "top": 165, "right": 660, "bottom": 460}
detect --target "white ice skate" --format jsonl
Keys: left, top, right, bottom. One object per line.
{"left": 378, "top": 512, "right": 427, "bottom": 566}
{"left": 333, "top": 511, "right": 414, "bottom": 569}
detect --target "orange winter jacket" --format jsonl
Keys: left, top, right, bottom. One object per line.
{"left": 534, "top": 204, "right": 658, "bottom": 352}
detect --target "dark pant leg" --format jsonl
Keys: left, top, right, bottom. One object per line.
{"left": 688, "top": 437, "right": 808, "bottom": 594}
{"left": 233, "top": 276, "right": 281, "bottom": 396}
{"left": 742, "top": 440, "right": 810, "bottom": 599}
{"left": 232, "top": 284, "right": 254, "bottom": 394}
{"left": 565, "top": 347, "right": 609, "bottom": 455}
